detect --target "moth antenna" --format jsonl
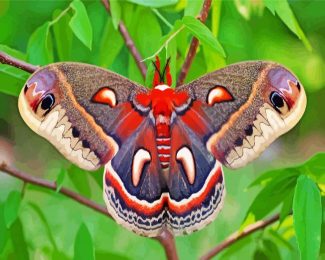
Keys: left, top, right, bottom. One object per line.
{"left": 162, "top": 57, "right": 172, "bottom": 86}
{"left": 152, "top": 56, "right": 162, "bottom": 87}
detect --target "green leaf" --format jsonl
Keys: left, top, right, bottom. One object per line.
{"left": 264, "top": 0, "right": 312, "bottom": 51}
{"left": 67, "top": 165, "right": 91, "bottom": 197}
{"left": 52, "top": 251, "right": 70, "bottom": 260}
{"left": 56, "top": 168, "right": 66, "bottom": 192}
{"left": 248, "top": 168, "right": 299, "bottom": 188}
{"left": 248, "top": 153, "right": 325, "bottom": 189}
{"left": 184, "top": 0, "right": 203, "bottom": 17}
{"left": 166, "top": 36, "right": 177, "bottom": 88}
{"left": 262, "top": 239, "right": 281, "bottom": 260}
{"left": 219, "top": 235, "right": 253, "bottom": 259}
{"left": 74, "top": 223, "right": 94, "bottom": 260}
{"left": 128, "top": 7, "right": 162, "bottom": 83}
{"left": 10, "top": 219, "right": 29, "bottom": 260}
{"left": 95, "top": 251, "right": 130, "bottom": 260}
{"left": 234, "top": 0, "right": 264, "bottom": 20}
{"left": 253, "top": 249, "right": 268, "bottom": 260}
{"left": 99, "top": 18, "right": 124, "bottom": 68}
{"left": 110, "top": 0, "right": 121, "bottom": 30}
{"left": 0, "top": 204, "right": 9, "bottom": 254}
{"left": 144, "top": 62, "right": 155, "bottom": 88}
{"left": 320, "top": 197, "right": 325, "bottom": 256}
{"left": 69, "top": 0, "right": 93, "bottom": 50}
{"left": 27, "top": 22, "right": 53, "bottom": 65}
{"left": 211, "top": 0, "right": 222, "bottom": 37}
{"left": 182, "top": 16, "right": 226, "bottom": 57}
{"left": 126, "top": 0, "right": 177, "bottom": 8}
{"left": 203, "top": 45, "right": 226, "bottom": 73}
{"left": 268, "top": 229, "right": 294, "bottom": 252}
{"left": 4, "top": 191, "right": 21, "bottom": 229}
{"left": 279, "top": 188, "right": 294, "bottom": 224}
{"left": 143, "top": 19, "right": 184, "bottom": 61}
{"left": 303, "top": 152, "right": 325, "bottom": 184}
{"left": 242, "top": 174, "right": 297, "bottom": 228}
{"left": 293, "top": 175, "right": 322, "bottom": 260}
{"left": 28, "top": 202, "right": 58, "bottom": 250}
{"left": 52, "top": 9, "right": 73, "bottom": 60}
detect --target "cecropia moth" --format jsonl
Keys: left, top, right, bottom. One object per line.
{"left": 18, "top": 57, "right": 306, "bottom": 237}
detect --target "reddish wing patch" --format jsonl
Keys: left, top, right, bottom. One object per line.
{"left": 207, "top": 86, "right": 234, "bottom": 106}
{"left": 92, "top": 87, "right": 117, "bottom": 107}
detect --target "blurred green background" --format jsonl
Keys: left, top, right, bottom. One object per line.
{"left": 0, "top": 0, "right": 324, "bottom": 259}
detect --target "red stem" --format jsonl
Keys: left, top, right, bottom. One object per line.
{"left": 177, "top": 0, "right": 212, "bottom": 86}
{"left": 101, "top": 0, "right": 147, "bottom": 79}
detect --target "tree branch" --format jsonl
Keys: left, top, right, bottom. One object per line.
{"left": 0, "top": 51, "right": 38, "bottom": 73}
{"left": 155, "top": 229, "right": 179, "bottom": 260}
{"left": 0, "top": 162, "right": 111, "bottom": 217}
{"left": 101, "top": 0, "right": 147, "bottom": 79}
{"left": 200, "top": 213, "right": 280, "bottom": 260}
{"left": 0, "top": 161, "right": 178, "bottom": 259}
{"left": 177, "top": 0, "right": 212, "bottom": 86}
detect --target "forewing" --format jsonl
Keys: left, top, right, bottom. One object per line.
{"left": 19, "top": 62, "right": 148, "bottom": 170}
{"left": 176, "top": 61, "right": 306, "bottom": 168}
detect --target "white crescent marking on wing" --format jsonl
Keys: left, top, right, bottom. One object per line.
{"left": 208, "top": 87, "right": 224, "bottom": 105}
{"left": 102, "top": 88, "right": 117, "bottom": 107}
{"left": 176, "top": 147, "right": 195, "bottom": 185}
{"left": 132, "top": 149, "right": 151, "bottom": 187}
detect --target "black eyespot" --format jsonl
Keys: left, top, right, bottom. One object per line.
{"left": 270, "top": 92, "right": 284, "bottom": 109}
{"left": 72, "top": 128, "right": 80, "bottom": 138}
{"left": 41, "top": 94, "right": 55, "bottom": 110}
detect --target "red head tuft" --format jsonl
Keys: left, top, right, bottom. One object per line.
{"left": 153, "top": 56, "right": 161, "bottom": 87}
{"left": 165, "top": 59, "right": 172, "bottom": 86}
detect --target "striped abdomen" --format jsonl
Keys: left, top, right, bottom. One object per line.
{"left": 156, "top": 137, "right": 171, "bottom": 169}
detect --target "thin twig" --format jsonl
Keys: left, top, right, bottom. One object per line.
{"left": 177, "top": 0, "right": 213, "bottom": 86}
{"left": 0, "top": 162, "right": 110, "bottom": 217}
{"left": 101, "top": 0, "right": 147, "bottom": 79}
{"left": 200, "top": 214, "right": 280, "bottom": 260}
{"left": 0, "top": 51, "right": 38, "bottom": 73}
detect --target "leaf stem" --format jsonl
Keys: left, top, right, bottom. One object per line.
{"left": 49, "top": 6, "right": 71, "bottom": 26}
{"left": 152, "top": 8, "right": 173, "bottom": 29}
{"left": 142, "top": 25, "right": 185, "bottom": 62}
